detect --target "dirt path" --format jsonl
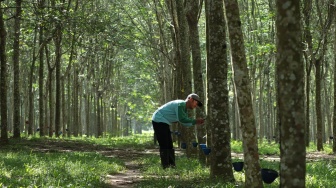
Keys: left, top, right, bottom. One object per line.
{"left": 106, "top": 161, "right": 142, "bottom": 188}
{"left": 104, "top": 149, "right": 158, "bottom": 188}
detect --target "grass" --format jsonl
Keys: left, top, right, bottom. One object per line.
{"left": 136, "top": 155, "right": 238, "bottom": 188}
{"left": 136, "top": 138, "right": 336, "bottom": 187}
{"left": 0, "top": 151, "right": 124, "bottom": 187}
{"left": 306, "top": 160, "right": 336, "bottom": 187}
{"left": 0, "top": 134, "right": 335, "bottom": 187}
{"left": 0, "top": 138, "right": 126, "bottom": 187}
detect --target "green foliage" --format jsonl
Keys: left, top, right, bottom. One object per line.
{"left": 258, "top": 141, "right": 280, "bottom": 155}
{"left": 231, "top": 140, "right": 280, "bottom": 155}
{"left": 306, "top": 142, "right": 334, "bottom": 154}
{"left": 306, "top": 160, "right": 336, "bottom": 187}
{"left": 230, "top": 140, "right": 244, "bottom": 153}
{"left": 233, "top": 140, "right": 335, "bottom": 156}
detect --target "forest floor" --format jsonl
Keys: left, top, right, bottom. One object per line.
{"left": 23, "top": 139, "right": 336, "bottom": 188}
{"left": 104, "top": 148, "right": 336, "bottom": 188}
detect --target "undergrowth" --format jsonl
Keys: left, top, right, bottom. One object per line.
{"left": 0, "top": 133, "right": 335, "bottom": 187}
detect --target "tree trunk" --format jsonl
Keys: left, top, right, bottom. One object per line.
{"left": 258, "top": 72, "right": 265, "bottom": 141}
{"left": 206, "top": 0, "right": 234, "bottom": 181}
{"left": 67, "top": 70, "right": 72, "bottom": 137}
{"left": 315, "top": 60, "right": 324, "bottom": 151}
{"left": 73, "top": 65, "right": 79, "bottom": 137}
{"left": 97, "top": 94, "right": 102, "bottom": 137}
{"left": 186, "top": 0, "right": 206, "bottom": 164}
{"left": 224, "top": 0, "right": 262, "bottom": 186}
{"left": 231, "top": 90, "right": 237, "bottom": 140}
{"left": 28, "top": 26, "right": 38, "bottom": 136}
{"left": 333, "top": 13, "right": 336, "bottom": 153}
{"left": 48, "top": 69, "right": 54, "bottom": 137}
{"left": 54, "top": 23, "right": 62, "bottom": 138}
{"left": 324, "top": 78, "right": 332, "bottom": 145}
{"left": 175, "top": 0, "right": 193, "bottom": 157}
{"left": 12, "top": 0, "right": 22, "bottom": 138}
{"left": 303, "top": 0, "right": 313, "bottom": 147}
{"left": 0, "top": 2, "right": 9, "bottom": 143}
{"left": 46, "top": 45, "right": 55, "bottom": 137}
{"left": 86, "top": 93, "right": 91, "bottom": 136}
{"left": 113, "top": 102, "right": 118, "bottom": 136}
{"left": 203, "top": 0, "right": 212, "bottom": 159}
{"left": 38, "top": 21, "right": 45, "bottom": 136}
{"left": 44, "top": 78, "right": 49, "bottom": 136}
{"left": 62, "top": 78, "right": 66, "bottom": 137}
{"left": 275, "top": 0, "right": 306, "bottom": 187}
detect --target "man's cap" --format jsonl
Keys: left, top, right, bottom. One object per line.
{"left": 187, "top": 93, "right": 203, "bottom": 107}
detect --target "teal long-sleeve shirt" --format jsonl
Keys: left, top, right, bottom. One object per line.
{"left": 152, "top": 100, "right": 196, "bottom": 127}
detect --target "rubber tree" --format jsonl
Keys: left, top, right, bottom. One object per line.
{"left": 0, "top": 1, "right": 9, "bottom": 144}
{"left": 276, "top": 0, "right": 306, "bottom": 187}
{"left": 224, "top": 0, "right": 263, "bottom": 186}
{"left": 334, "top": 11, "right": 336, "bottom": 153}
{"left": 185, "top": 0, "right": 207, "bottom": 164}
{"left": 12, "top": 0, "right": 22, "bottom": 138}
{"left": 207, "top": 0, "right": 234, "bottom": 181}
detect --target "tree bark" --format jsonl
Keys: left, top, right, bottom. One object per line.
{"left": 97, "top": 94, "right": 102, "bottom": 137}
{"left": 275, "top": 0, "right": 306, "bottom": 187}
{"left": 73, "top": 66, "right": 79, "bottom": 136}
{"left": 12, "top": 0, "right": 22, "bottom": 138}
{"left": 46, "top": 45, "right": 55, "bottom": 137}
{"left": 207, "top": 0, "right": 234, "bottom": 181}
{"left": 175, "top": 0, "right": 193, "bottom": 157}
{"left": 334, "top": 11, "right": 336, "bottom": 153}
{"left": 54, "top": 23, "right": 62, "bottom": 137}
{"left": 224, "top": 0, "right": 262, "bottom": 186}
{"left": 303, "top": 0, "right": 314, "bottom": 147}
{"left": 28, "top": 26, "right": 38, "bottom": 136}
{"left": 315, "top": 60, "right": 324, "bottom": 151}
{"left": 0, "top": 2, "right": 9, "bottom": 143}
{"left": 333, "top": 12, "right": 336, "bottom": 154}
{"left": 39, "top": 19, "right": 45, "bottom": 137}
{"left": 186, "top": 0, "right": 206, "bottom": 163}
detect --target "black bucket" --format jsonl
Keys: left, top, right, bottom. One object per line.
{"left": 232, "top": 162, "right": 244, "bottom": 172}
{"left": 261, "top": 168, "right": 279, "bottom": 184}
{"left": 202, "top": 148, "right": 211, "bottom": 155}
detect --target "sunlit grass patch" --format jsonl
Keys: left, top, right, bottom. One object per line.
{"left": 0, "top": 148, "right": 125, "bottom": 187}
{"left": 231, "top": 139, "right": 280, "bottom": 155}
{"left": 136, "top": 154, "right": 239, "bottom": 188}
{"left": 306, "top": 160, "right": 336, "bottom": 187}
{"left": 306, "top": 142, "right": 334, "bottom": 154}
{"left": 68, "top": 133, "right": 154, "bottom": 150}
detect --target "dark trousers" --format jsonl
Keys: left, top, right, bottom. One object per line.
{"left": 152, "top": 121, "right": 173, "bottom": 149}
{"left": 152, "top": 121, "right": 175, "bottom": 168}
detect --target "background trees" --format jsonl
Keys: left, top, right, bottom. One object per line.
{"left": 0, "top": 0, "right": 335, "bottom": 185}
